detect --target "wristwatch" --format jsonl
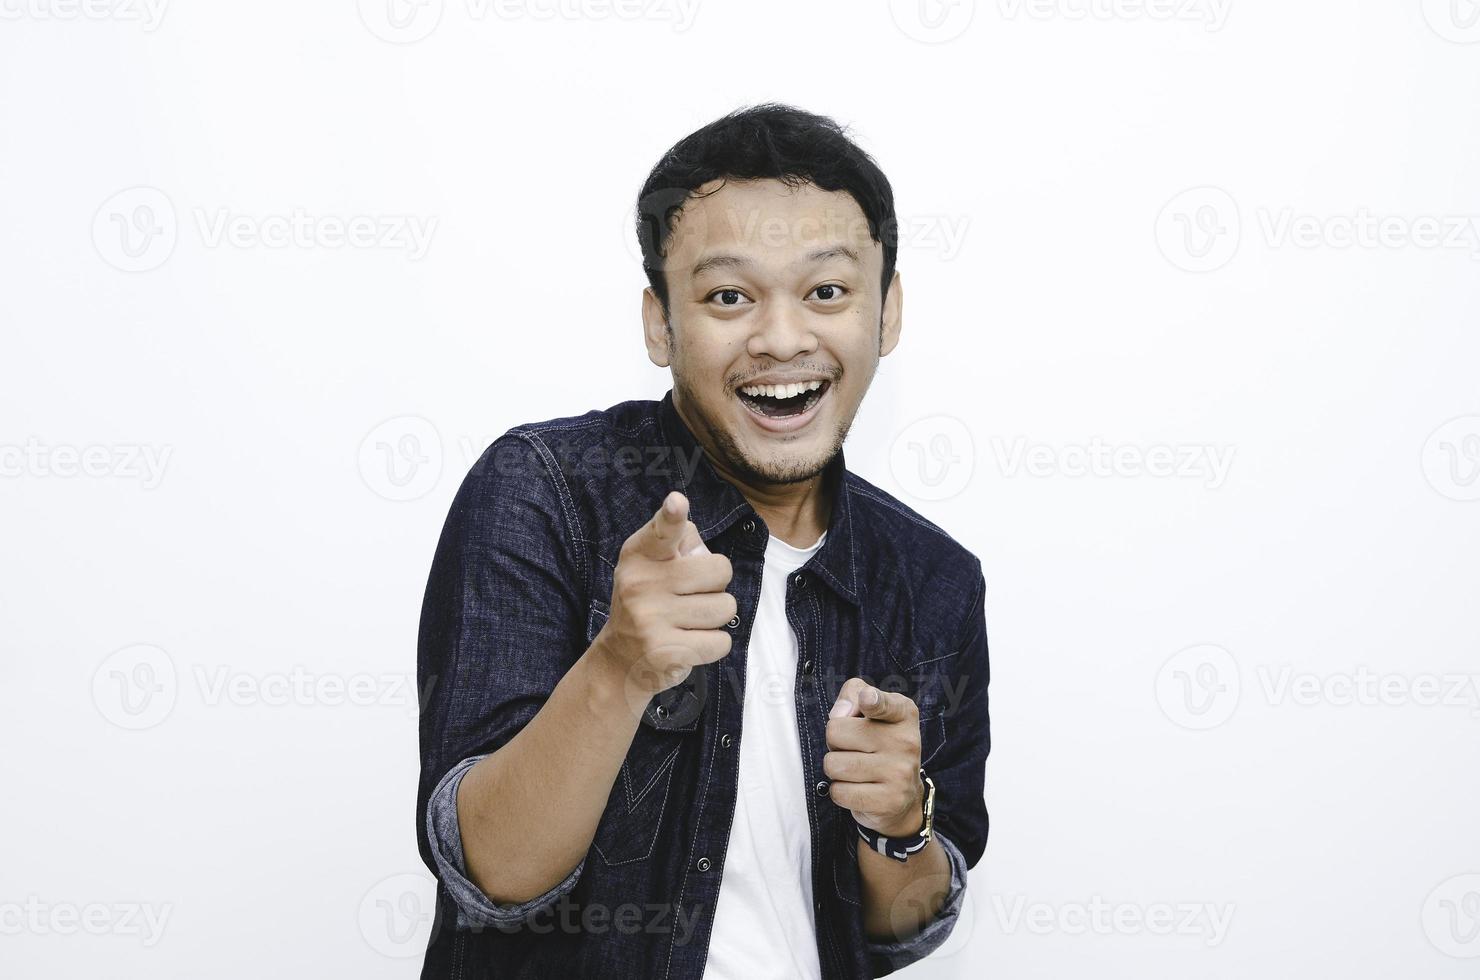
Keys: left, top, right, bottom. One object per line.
{"left": 855, "top": 768, "right": 935, "bottom": 862}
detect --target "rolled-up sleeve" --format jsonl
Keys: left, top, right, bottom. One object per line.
{"left": 867, "top": 559, "right": 990, "bottom": 976}
{"left": 863, "top": 830, "right": 971, "bottom": 974}
{"left": 415, "top": 432, "right": 591, "bottom": 928}
{"left": 425, "top": 753, "right": 586, "bottom": 928}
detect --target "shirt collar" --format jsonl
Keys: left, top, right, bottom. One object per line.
{"left": 656, "top": 388, "right": 860, "bottom": 606}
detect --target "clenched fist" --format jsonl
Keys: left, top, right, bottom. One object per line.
{"left": 592, "top": 490, "right": 736, "bottom": 704}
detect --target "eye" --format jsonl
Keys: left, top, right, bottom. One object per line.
{"left": 706, "top": 288, "right": 751, "bottom": 308}
{"left": 809, "top": 283, "right": 848, "bottom": 302}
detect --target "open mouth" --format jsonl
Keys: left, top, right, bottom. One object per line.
{"left": 736, "top": 379, "right": 830, "bottom": 420}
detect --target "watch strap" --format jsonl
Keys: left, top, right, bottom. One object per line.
{"left": 854, "top": 769, "right": 935, "bottom": 862}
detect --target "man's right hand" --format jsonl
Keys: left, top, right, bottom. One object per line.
{"left": 594, "top": 490, "right": 736, "bottom": 701}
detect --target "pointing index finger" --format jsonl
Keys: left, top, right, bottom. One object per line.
{"left": 649, "top": 491, "right": 687, "bottom": 555}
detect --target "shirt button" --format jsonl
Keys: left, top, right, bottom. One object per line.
{"left": 726, "top": 615, "right": 739, "bottom": 629}
{"left": 742, "top": 519, "right": 755, "bottom": 533}
{"left": 697, "top": 857, "right": 712, "bottom": 872}
{"left": 815, "top": 780, "right": 830, "bottom": 797}
{"left": 801, "top": 660, "right": 813, "bottom": 675}
{"left": 814, "top": 899, "right": 823, "bottom": 912}
{"left": 720, "top": 733, "right": 733, "bottom": 748}
{"left": 793, "top": 573, "right": 806, "bottom": 588}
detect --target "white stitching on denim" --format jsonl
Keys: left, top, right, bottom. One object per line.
{"left": 661, "top": 628, "right": 725, "bottom": 980}
{"left": 623, "top": 743, "right": 682, "bottom": 809}
{"left": 803, "top": 589, "right": 850, "bottom": 976}
{"left": 593, "top": 745, "right": 680, "bottom": 867}
{"left": 848, "top": 480, "right": 954, "bottom": 542}
{"left": 519, "top": 431, "right": 590, "bottom": 596}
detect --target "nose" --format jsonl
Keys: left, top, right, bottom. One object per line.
{"left": 747, "top": 301, "right": 818, "bottom": 362}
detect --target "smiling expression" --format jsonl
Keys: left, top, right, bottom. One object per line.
{"left": 642, "top": 178, "right": 903, "bottom": 487}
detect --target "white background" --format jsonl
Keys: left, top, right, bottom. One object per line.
{"left": 3, "top": 1, "right": 1479, "bottom": 977}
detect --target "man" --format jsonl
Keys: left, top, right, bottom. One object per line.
{"left": 416, "top": 103, "right": 990, "bottom": 979}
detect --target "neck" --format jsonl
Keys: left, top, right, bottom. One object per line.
{"left": 724, "top": 460, "right": 833, "bottom": 549}
{"left": 673, "top": 392, "right": 835, "bottom": 548}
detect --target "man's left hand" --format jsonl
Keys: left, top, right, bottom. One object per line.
{"left": 824, "top": 677, "right": 925, "bottom": 838}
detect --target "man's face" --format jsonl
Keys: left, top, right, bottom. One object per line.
{"left": 642, "top": 178, "right": 902, "bottom": 487}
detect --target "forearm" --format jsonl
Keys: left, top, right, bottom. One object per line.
{"left": 454, "top": 639, "right": 643, "bottom": 905}
{"left": 857, "top": 834, "right": 952, "bottom": 942}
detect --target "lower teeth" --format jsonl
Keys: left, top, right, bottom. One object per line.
{"left": 743, "top": 388, "right": 821, "bottom": 419}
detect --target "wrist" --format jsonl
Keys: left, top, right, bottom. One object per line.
{"left": 872, "top": 801, "right": 926, "bottom": 839}
{"left": 578, "top": 634, "right": 649, "bottom": 724}
{"left": 855, "top": 769, "right": 936, "bottom": 860}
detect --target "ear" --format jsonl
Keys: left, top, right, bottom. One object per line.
{"left": 879, "top": 270, "right": 903, "bottom": 358}
{"left": 642, "top": 287, "right": 672, "bottom": 367}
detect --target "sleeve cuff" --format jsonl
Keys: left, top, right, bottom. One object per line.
{"left": 863, "top": 829, "right": 970, "bottom": 973}
{"left": 425, "top": 753, "right": 586, "bottom": 929}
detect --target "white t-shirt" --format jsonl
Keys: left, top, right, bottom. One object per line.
{"left": 702, "top": 528, "right": 828, "bottom": 980}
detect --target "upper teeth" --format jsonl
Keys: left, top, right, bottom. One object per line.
{"left": 740, "top": 379, "right": 824, "bottom": 399}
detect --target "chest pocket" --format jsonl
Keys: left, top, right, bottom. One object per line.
{"left": 585, "top": 598, "right": 700, "bottom": 866}
{"left": 872, "top": 604, "right": 957, "bottom": 774}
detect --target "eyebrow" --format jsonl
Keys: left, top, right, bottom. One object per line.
{"left": 690, "top": 245, "right": 861, "bottom": 279}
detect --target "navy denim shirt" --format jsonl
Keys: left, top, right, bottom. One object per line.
{"left": 416, "top": 389, "right": 991, "bottom": 979}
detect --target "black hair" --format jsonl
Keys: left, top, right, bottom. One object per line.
{"left": 635, "top": 103, "right": 898, "bottom": 321}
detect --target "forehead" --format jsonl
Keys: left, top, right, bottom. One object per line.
{"left": 664, "top": 177, "right": 879, "bottom": 272}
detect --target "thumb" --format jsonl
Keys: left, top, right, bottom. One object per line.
{"left": 858, "top": 686, "right": 910, "bottom": 723}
